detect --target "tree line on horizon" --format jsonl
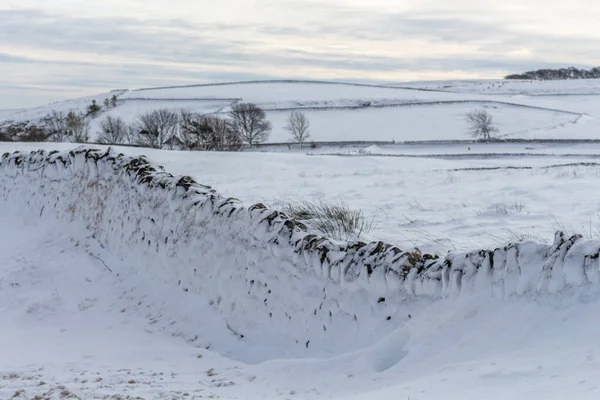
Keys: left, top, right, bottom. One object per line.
{"left": 505, "top": 66, "right": 600, "bottom": 80}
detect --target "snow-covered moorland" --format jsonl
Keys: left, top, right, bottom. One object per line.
{"left": 3, "top": 78, "right": 600, "bottom": 399}
{"left": 2, "top": 144, "right": 600, "bottom": 399}
{"left": 2, "top": 79, "right": 600, "bottom": 143}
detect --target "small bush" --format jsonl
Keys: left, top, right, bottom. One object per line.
{"left": 87, "top": 100, "right": 101, "bottom": 116}
{"left": 503, "top": 228, "right": 542, "bottom": 242}
{"left": 0, "top": 121, "right": 49, "bottom": 141}
{"left": 282, "top": 199, "right": 374, "bottom": 240}
{"left": 20, "top": 125, "right": 49, "bottom": 142}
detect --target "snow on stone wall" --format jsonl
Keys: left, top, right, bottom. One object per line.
{"left": 1, "top": 147, "right": 599, "bottom": 357}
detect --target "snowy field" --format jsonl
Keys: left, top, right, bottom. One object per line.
{"left": 4, "top": 205, "right": 600, "bottom": 400}
{"left": 3, "top": 79, "right": 600, "bottom": 399}
{"left": 398, "top": 78, "right": 600, "bottom": 95}
{"left": 2, "top": 79, "right": 600, "bottom": 142}
{"left": 3, "top": 141, "right": 600, "bottom": 254}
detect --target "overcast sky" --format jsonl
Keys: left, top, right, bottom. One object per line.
{"left": 1, "top": 0, "right": 599, "bottom": 108}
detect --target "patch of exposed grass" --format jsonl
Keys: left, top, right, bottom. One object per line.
{"left": 282, "top": 199, "right": 374, "bottom": 241}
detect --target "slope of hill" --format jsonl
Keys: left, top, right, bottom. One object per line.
{"left": 3, "top": 78, "right": 600, "bottom": 399}
{"left": 2, "top": 145, "right": 600, "bottom": 399}
{"left": 1, "top": 80, "right": 599, "bottom": 144}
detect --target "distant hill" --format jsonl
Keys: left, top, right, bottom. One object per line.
{"left": 505, "top": 67, "right": 600, "bottom": 80}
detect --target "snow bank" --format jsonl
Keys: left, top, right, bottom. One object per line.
{"left": 1, "top": 147, "right": 599, "bottom": 356}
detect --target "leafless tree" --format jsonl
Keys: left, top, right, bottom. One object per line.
{"left": 43, "top": 110, "right": 88, "bottom": 142}
{"left": 464, "top": 109, "right": 498, "bottom": 140}
{"left": 285, "top": 111, "right": 311, "bottom": 148}
{"left": 131, "top": 109, "right": 179, "bottom": 149}
{"left": 43, "top": 111, "right": 69, "bottom": 142}
{"left": 228, "top": 102, "right": 271, "bottom": 146}
{"left": 180, "top": 111, "right": 242, "bottom": 151}
{"left": 97, "top": 115, "right": 128, "bottom": 144}
{"left": 179, "top": 110, "right": 204, "bottom": 150}
{"left": 66, "top": 111, "right": 90, "bottom": 143}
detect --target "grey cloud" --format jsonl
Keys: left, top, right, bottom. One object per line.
{"left": 2, "top": 8, "right": 593, "bottom": 74}
{"left": 2, "top": 5, "right": 599, "bottom": 108}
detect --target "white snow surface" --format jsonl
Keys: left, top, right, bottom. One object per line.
{"left": 2, "top": 145, "right": 600, "bottom": 399}
{"left": 3, "top": 78, "right": 600, "bottom": 399}
{"left": 2, "top": 79, "right": 600, "bottom": 142}
{"left": 397, "top": 78, "right": 600, "bottom": 95}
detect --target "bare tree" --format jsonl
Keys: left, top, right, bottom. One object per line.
{"left": 464, "top": 109, "right": 498, "bottom": 140}
{"left": 43, "top": 111, "right": 69, "bottom": 142}
{"left": 42, "top": 110, "right": 88, "bottom": 142}
{"left": 179, "top": 110, "right": 204, "bottom": 150}
{"left": 180, "top": 111, "right": 242, "bottom": 151}
{"left": 228, "top": 102, "right": 272, "bottom": 146}
{"left": 97, "top": 115, "right": 128, "bottom": 144}
{"left": 285, "top": 111, "right": 311, "bottom": 148}
{"left": 131, "top": 109, "right": 179, "bottom": 149}
{"left": 66, "top": 111, "right": 90, "bottom": 143}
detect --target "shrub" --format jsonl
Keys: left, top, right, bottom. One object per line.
{"left": 282, "top": 199, "right": 374, "bottom": 241}
{"left": 87, "top": 100, "right": 101, "bottom": 116}
{"left": 20, "top": 125, "right": 49, "bottom": 142}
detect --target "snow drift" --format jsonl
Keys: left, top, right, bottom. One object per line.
{"left": 1, "top": 147, "right": 599, "bottom": 357}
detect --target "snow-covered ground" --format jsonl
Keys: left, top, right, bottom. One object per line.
{"left": 397, "top": 78, "right": 600, "bottom": 96}
{"left": 3, "top": 141, "right": 600, "bottom": 253}
{"left": 2, "top": 79, "right": 600, "bottom": 142}
{"left": 2, "top": 146, "right": 600, "bottom": 400}
{"left": 3, "top": 78, "right": 600, "bottom": 399}
{"left": 4, "top": 205, "right": 600, "bottom": 400}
